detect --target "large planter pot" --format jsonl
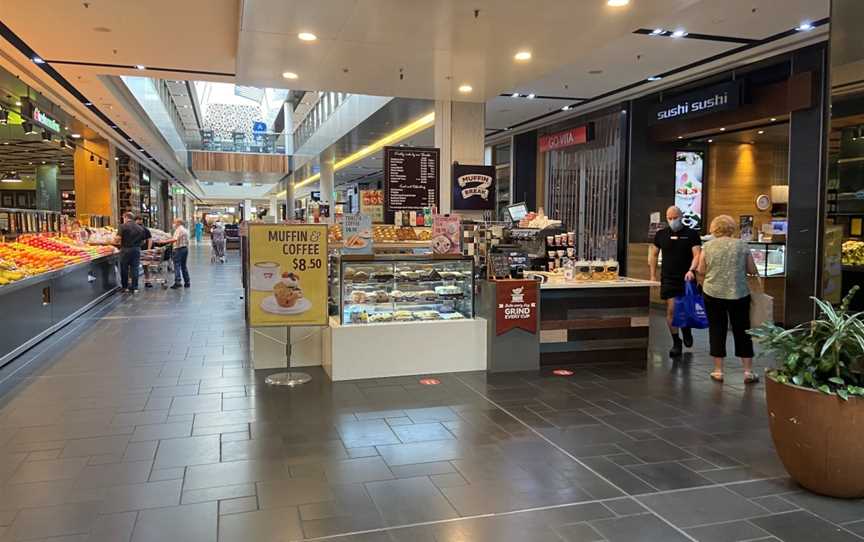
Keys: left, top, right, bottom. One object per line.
{"left": 765, "top": 374, "right": 864, "bottom": 498}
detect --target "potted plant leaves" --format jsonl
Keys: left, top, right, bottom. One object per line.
{"left": 749, "top": 286, "right": 864, "bottom": 498}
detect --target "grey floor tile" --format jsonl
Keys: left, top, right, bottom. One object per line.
{"left": 6, "top": 502, "right": 100, "bottom": 540}
{"left": 218, "top": 506, "right": 304, "bottom": 542}
{"left": 153, "top": 434, "right": 220, "bottom": 468}
{"left": 377, "top": 440, "right": 465, "bottom": 466}
{"left": 554, "top": 522, "right": 605, "bottom": 542}
{"left": 323, "top": 456, "right": 394, "bottom": 485}
{"left": 626, "top": 462, "right": 713, "bottom": 490}
{"left": 122, "top": 441, "right": 158, "bottom": 463}
{"left": 219, "top": 495, "right": 258, "bottom": 515}
{"left": 389, "top": 461, "right": 455, "bottom": 478}
{"left": 602, "top": 497, "right": 648, "bottom": 516}
{"left": 638, "top": 486, "right": 769, "bottom": 528}
{"left": 167, "top": 394, "right": 221, "bottom": 416}
{"left": 591, "top": 513, "right": 691, "bottom": 542}
{"left": 391, "top": 422, "right": 455, "bottom": 443}
{"left": 366, "top": 477, "right": 459, "bottom": 525}
{"left": 88, "top": 511, "right": 137, "bottom": 542}
{"left": 129, "top": 422, "right": 192, "bottom": 442}
{"left": 616, "top": 439, "right": 694, "bottom": 463}
{"left": 149, "top": 467, "right": 185, "bottom": 482}
{"left": 131, "top": 501, "right": 217, "bottom": 542}
{"left": 7, "top": 458, "right": 89, "bottom": 485}
{"left": 685, "top": 520, "right": 770, "bottom": 542}
{"left": 780, "top": 491, "right": 864, "bottom": 523}
{"left": 75, "top": 460, "right": 153, "bottom": 489}
{"left": 181, "top": 483, "right": 256, "bottom": 505}
{"left": 751, "top": 511, "right": 864, "bottom": 542}
{"left": 336, "top": 419, "right": 400, "bottom": 448}
{"left": 61, "top": 435, "right": 130, "bottom": 458}
{"left": 257, "top": 478, "right": 334, "bottom": 508}
{"left": 101, "top": 479, "right": 182, "bottom": 513}
{"left": 750, "top": 495, "right": 800, "bottom": 513}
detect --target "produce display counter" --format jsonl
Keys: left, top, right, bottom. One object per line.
{"left": 538, "top": 277, "right": 658, "bottom": 367}
{"left": 0, "top": 253, "right": 118, "bottom": 367}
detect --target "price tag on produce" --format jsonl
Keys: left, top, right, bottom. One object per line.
{"left": 247, "top": 224, "right": 329, "bottom": 327}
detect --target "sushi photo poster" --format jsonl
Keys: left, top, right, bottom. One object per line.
{"left": 247, "top": 224, "right": 329, "bottom": 327}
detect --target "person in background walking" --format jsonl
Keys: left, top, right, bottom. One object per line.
{"left": 649, "top": 205, "right": 702, "bottom": 357}
{"left": 210, "top": 220, "right": 226, "bottom": 263}
{"left": 168, "top": 218, "right": 191, "bottom": 289}
{"left": 697, "top": 214, "right": 760, "bottom": 384}
{"left": 194, "top": 220, "right": 204, "bottom": 244}
{"left": 116, "top": 212, "right": 146, "bottom": 293}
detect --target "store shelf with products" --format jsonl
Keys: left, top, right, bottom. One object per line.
{"left": 0, "top": 233, "right": 116, "bottom": 287}
{"left": 0, "top": 208, "right": 62, "bottom": 237}
{"left": 748, "top": 241, "right": 787, "bottom": 277}
{"left": 323, "top": 253, "right": 484, "bottom": 381}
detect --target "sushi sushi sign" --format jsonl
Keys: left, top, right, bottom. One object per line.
{"left": 653, "top": 81, "right": 741, "bottom": 123}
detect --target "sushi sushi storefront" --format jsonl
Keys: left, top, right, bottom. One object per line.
{"left": 626, "top": 45, "right": 829, "bottom": 326}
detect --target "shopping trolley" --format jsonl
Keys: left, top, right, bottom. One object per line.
{"left": 141, "top": 246, "right": 171, "bottom": 288}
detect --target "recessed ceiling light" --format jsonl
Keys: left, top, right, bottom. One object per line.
{"left": 707, "top": 139, "right": 713, "bottom": 143}
{"left": 607, "top": 0, "right": 630, "bottom": 6}
{"left": 561, "top": 106, "right": 571, "bottom": 111}
{"left": 770, "top": 117, "right": 777, "bottom": 122}
{"left": 511, "top": 92, "right": 520, "bottom": 98}
{"left": 514, "top": 51, "right": 532, "bottom": 61}
{"left": 677, "top": 136, "right": 683, "bottom": 139}
{"left": 651, "top": 28, "right": 665, "bottom": 35}
{"left": 15, "top": 100, "right": 22, "bottom": 106}
{"left": 671, "top": 29, "right": 688, "bottom": 38}
{"left": 527, "top": 93, "right": 536, "bottom": 99}
{"left": 298, "top": 32, "right": 317, "bottom": 41}
{"left": 758, "top": 130, "right": 765, "bottom": 135}
{"left": 85, "top": 102, "right": 93, "bottom": 106}
{"left": 796, "top": 21, "right": 814, "bottom": 31}
{"left": 282, "top": 71, "right": 299, "bottom": 80}
{"left": 647, "top": 75, "right": 662, "bottom": 81}
{"left": 135, "top": 64, "right": 145, "bottom": 70}
{"left": 720, "top": 127, "right": 726, "bottom": 131}
{"left": 458, "top": 84, "right": 473, "bottom": 93}
{"left": 32, "top": 57, "right": 44, "bottom": 64}
{"left": 70, "top": 133, "right": 81, "bottom": 138}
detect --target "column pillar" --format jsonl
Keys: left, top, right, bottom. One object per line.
{"left": 285, "top": 177, "right": 295, "bottom": 220}
{"left": 269, "top": 195, "right": 279, "bottom": 223}
{"left": 319, "top": 153, "right": 335, "bottom": 223}
{"left": 434, "top": 100, "right": 485, "bottom": 215}
{"left": 244, "top": 199, "right": 253, "bottom": 221}
{"left": 35, "top": 164, "right": 60, "bottom": 212}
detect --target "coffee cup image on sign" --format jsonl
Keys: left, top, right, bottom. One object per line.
{"left": 261, "top": 271, "right": 312, "bottom": 315}
{"left": 252, "top": 261, "right": 281, "bottom": 291}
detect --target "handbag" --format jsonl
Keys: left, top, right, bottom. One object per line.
{"left": 748, "top": 275, "right": 773, "bottom": 328}
{"left": 671, "top": 282, "right": 710, "bottom": 329}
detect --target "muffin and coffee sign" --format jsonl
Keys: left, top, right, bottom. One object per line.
{"left": 248, "top": 224, "right": 329, "bottom": 327}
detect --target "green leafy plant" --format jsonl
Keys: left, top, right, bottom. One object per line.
{"left": 749, "top": 285, "right": 864, "bottom": 400}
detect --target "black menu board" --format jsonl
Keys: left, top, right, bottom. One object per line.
{"left": 384, "top": 146, "right": 440, "bottom": 212}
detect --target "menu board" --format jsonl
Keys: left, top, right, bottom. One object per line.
{"left": 341, "top": 214, "right": 373, "bottom": 255}
{"left": 247, "top": 224, "right": 328, "bottom": 327}
{"left": 488, "top": 253, "right": 511, "bottom": 279}
{"left": 675, "top": 151, "right": 704, "bottom": 230}
{"left": 384, "top": 146, "right": 439, "bottom": 212}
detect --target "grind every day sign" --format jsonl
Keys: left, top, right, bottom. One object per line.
{"left": 247, "top": 224, "right": 328, "bottom": 327}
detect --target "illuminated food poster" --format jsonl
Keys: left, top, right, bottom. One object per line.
{"left": 675, "top": 151, "right": 704, "bottom": 230}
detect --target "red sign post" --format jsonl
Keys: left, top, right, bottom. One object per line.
{"left": 538, "top": 124, "right": 592, "bottom": 152}
{"left": 495, "top": 280, "right": 539, "bottom": 335}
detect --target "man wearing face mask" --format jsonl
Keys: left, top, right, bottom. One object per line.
{"left": 649, "top": 206, "right": 702, "bottom": 357}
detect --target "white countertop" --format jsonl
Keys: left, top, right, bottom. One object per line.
{"left": 539, "top": 277, "right": 659, "bottom": 290}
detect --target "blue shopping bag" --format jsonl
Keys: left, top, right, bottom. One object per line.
{"left": 671, "top": 282, "right": 709, "bottom": 329}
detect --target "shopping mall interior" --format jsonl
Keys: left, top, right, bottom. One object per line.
{"left": 0, "top": 1, "right": 862, "bottom": 541}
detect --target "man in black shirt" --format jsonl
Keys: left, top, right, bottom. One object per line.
{"left": 135, "top": 216, "right": 154, "bottom": 287}
{"left": 116, "top": 212, "right": 146, "bottom": 292}
{"left": 649, "top": 206, "right": 702, "bottom": 357}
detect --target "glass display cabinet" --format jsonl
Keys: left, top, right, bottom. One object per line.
{"left": 748, "top": 242, "right": 787, "bottom": 277}
{"left": 331, "top": 254, "right": 474, "bottom": 325}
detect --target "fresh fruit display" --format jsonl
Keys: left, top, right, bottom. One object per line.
{"left": 842, "top": 240, "right": 864, "bottom": 267}
{"left": 0, "top": 234, "right": 117, "bottom": 287}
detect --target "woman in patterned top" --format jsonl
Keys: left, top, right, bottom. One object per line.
{"left": 697, "top": 215, "right": 760, "bottom": 384}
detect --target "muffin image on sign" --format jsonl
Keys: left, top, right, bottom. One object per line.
{"left": 273, "top": 272, "right": 303, "bottom": 308}
{"left": 431, "top": 235, "right": 452, "bottom": 254}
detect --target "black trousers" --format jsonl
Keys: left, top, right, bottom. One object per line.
{"left": 119, "top": 247, "right": 141, "bottom": 290}
{"left": 703, "top": 293, "right": 754, "bottom": 358}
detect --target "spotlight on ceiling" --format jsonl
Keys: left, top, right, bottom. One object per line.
{"left": 70, "top": 133, "right": 81, "bottom": 138}
{"left": 647, "top": 75, "right": 662, "bottom": 81}
{"left": 511, "top": 92, "right": 520, "bottom": 98}
{"left": 671, "top": 29, "right": 688, "bottom": 38}
{"left": 90, "top": 154, "right": 94, "bottom": 162}
{"left": 297, "top": 32, "right": 317, "bottom": 41}
{"left": 607, "top": 0, "right": 630, "bottom": 5}
{"left": 458, "top": 84, "right": 473, "bottom": 94}
{"left": 526, "top": 93, "right": 536, "bottom": 99}
{"left": 796, "top": 21, "right": 814, "bottom": 31}
{"left": 770, "top": 117, "right": 777, "bottom": 122}
{"left": 758, "top": 130, "right": 765, "bottom": 135}
{"left": 707, "top": 139, "right": 714, "bottom": 143}
{"left": 514, "top": 51, "right": 532, "bottom": 61}
{"left": 720, "top": 127, "right": 726, "bottom": 131}
{"left": 282, "top": 71, "right": 299, "bottom": 80}
{"left": 15, "top": 100, "right": 22, "bottom": 106}
{"left": 650, "top": 28, "right": 665, "bottom": 35}
{"left": 98, "top": 158, "right": 102, "bottom": 166}
{"left": 32, "top": 56, "right": 45, "bottom": 64}
{"left": 135, "top": 64, "right": 146, "bottom": 70}
{"left": 561, "top": 106, "right": 571, "bottom": 111}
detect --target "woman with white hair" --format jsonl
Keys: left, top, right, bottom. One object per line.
{"left": 697, "top": 215, "right": 760, "bottom": 384}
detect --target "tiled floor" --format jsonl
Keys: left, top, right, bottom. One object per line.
{"left": 0, "top": 245, "right": 861, "bottom": 542}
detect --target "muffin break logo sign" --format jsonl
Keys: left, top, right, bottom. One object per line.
{"left": 247, "top": 224, "right": 328, "bottom": 327}
{"left": 495, "top": 280, "right": 538, "bottom": 335}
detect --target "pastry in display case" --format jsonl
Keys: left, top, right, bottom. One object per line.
{"left": 748, "top": 242, "right": 786, "bottom": 277}
{"left": 332, "top": 254, "right": 474, "bottom": 325}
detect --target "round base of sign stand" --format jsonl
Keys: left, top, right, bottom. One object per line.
{"left": 265, "top": 372, "right": 312, "bottom": 387}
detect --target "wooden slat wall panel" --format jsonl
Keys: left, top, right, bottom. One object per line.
{"left": 190, "top": 151, "right": 290, "bottom": 174}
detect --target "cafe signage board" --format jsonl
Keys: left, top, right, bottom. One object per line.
{"left": 247, "top": 224, "right": 328, "bottom": 327}
{"left": 384, "top": 146, "right": 439, "bottom": 212}
{"left": 652, "top": 81, "right": 741, "bottom": 124}
{"left": 538, "top": 124, "right": 593, "bottom": 152}
{"left": 452, "top": 163, "right": 496, "bottom": 211}
{"left": 495, "top": 279, "right": 538, "bottom": 335}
